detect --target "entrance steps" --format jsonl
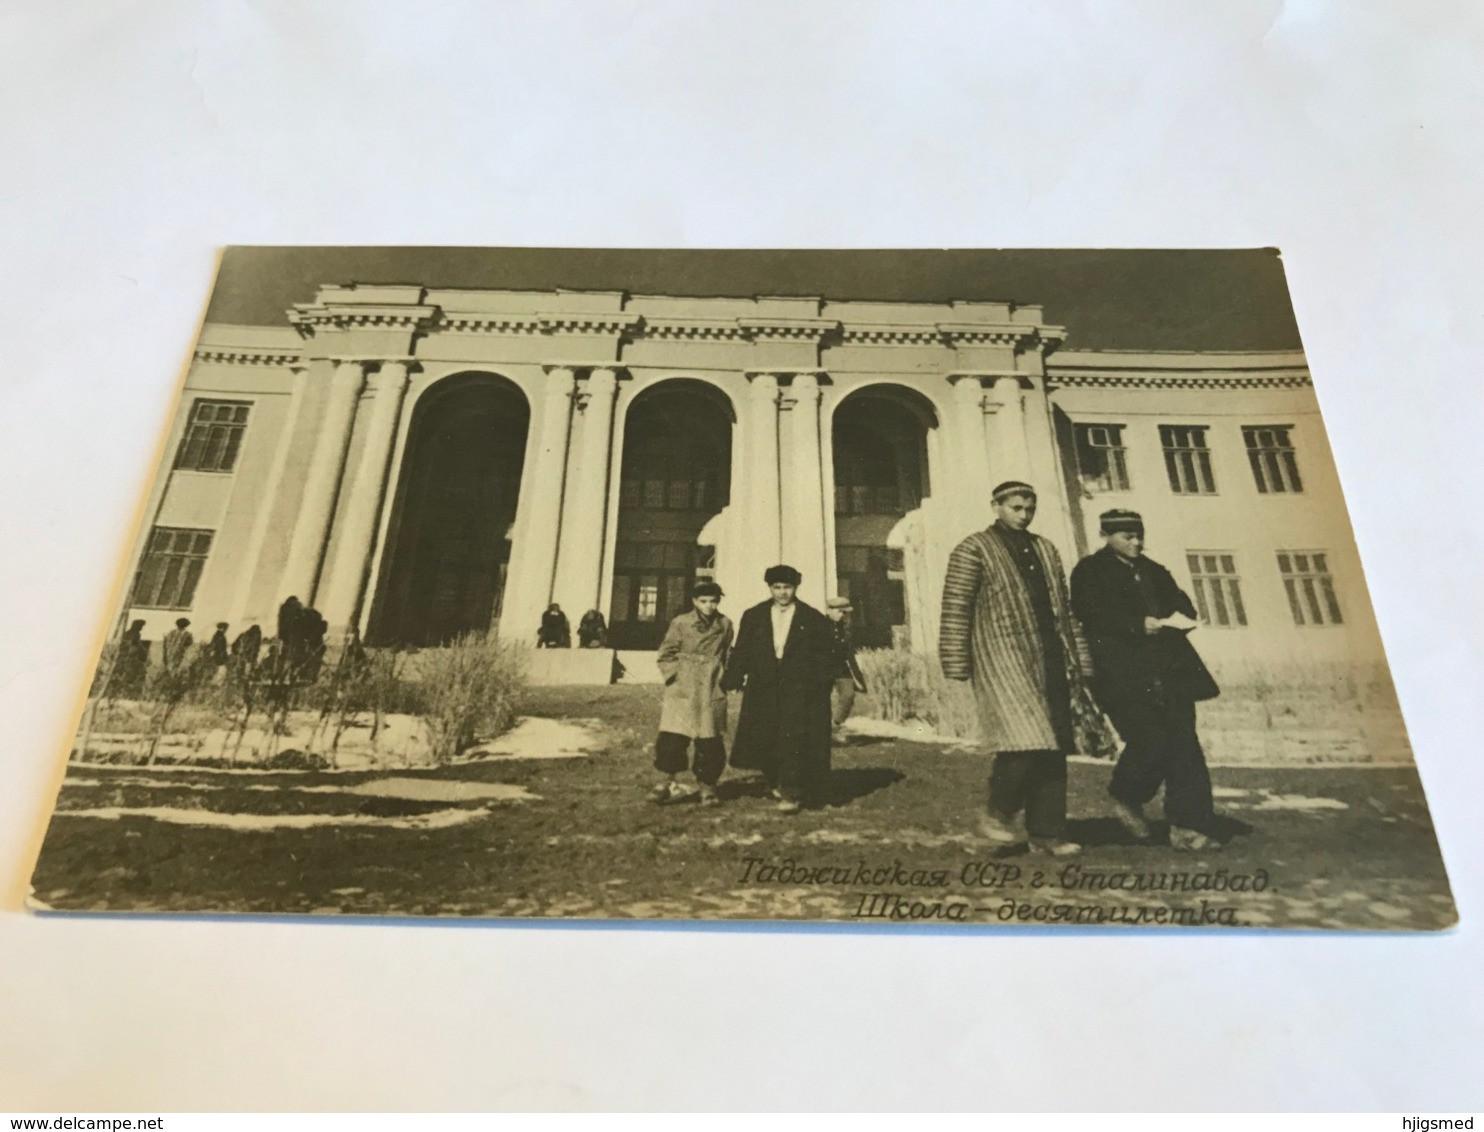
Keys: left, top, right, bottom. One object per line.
{"left": 526, "top": 648, "right": 617, "bottom": 686}
{"left": 613, "top": 650, "right": 663, "bottom": 684}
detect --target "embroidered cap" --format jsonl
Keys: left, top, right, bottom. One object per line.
{"left": 991, "top": 480, "right": 1037, "bottom": 503}
{"left": 1099, "top": 508, "right": 1145, "bottom": 535}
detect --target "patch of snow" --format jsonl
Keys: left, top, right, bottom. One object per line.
{"left": 1249, "top": 792, "right": 1349, "bottom": 812}
{"left": 53, "top": 805, "right": 498, "bottom": 831}
{"left": 462, "top": 716, "right": 604, "bottom": 760}
{"left": 303, "top": 777, "right": 539, "bottom": 803}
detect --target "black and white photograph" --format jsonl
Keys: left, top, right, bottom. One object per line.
{"left": 26, "top": 246, "right": 1456, "bottom": 932}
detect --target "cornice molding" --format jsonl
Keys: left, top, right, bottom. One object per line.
{"left": 288, "top": 303, "right": 442, "bottom": 337}
{"left": 193, "top": 348, "right": 303, "bottom": 367}
{"left": 1051, "top": 372, "right": 1312, "bottom": 390}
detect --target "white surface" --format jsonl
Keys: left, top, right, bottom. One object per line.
{"left": 0, "top": 0, "right": 1480, "bottom": 1111}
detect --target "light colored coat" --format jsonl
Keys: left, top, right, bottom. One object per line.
{"left": 938, "top": 527, "right": 1114, "bottom": 756}
{"left": 656, "top": 610, "right": 734, "bottom": 739}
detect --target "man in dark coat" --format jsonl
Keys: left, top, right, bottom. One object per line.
{"left": 1070, "top": 509, "right": 1224, "bottom": 851}
{"left": 229, "top": 620, "right": 263, "bottom": 683}
{"left": 578, "top": 609, "right": 608, "bottom": 648}
{"left": 537, "top": 604, "right": 571, "bottom": 648}
{"left": 722, "top": 564, "right": 837, "bottom": 813}
{"left": 111, "top": 619, "right": 149, "bottom": 697}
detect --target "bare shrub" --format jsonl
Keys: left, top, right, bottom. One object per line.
{"left": 415, "top": 633, "right": 528, "bottom": 763}
{"left": 855, "top": 647, "right": 981, "bottom": 741}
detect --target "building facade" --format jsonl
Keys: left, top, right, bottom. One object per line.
{"left": 121, "top": 283, "right": 1382, "bottom": 676}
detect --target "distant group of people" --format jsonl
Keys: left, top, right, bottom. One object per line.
{"left": 640, "top": 478, "right": 1230, "bottom": 855}
{"left": 536, "top": 605, "right": 608, "bottom": 649}
{"left": 106, "top": 595, "right": 331, "bottom": 698}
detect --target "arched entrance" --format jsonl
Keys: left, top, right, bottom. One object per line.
{"left": 608, "top": 380, "right": 733, "bottom": 650}
{"left": 367, "top": 374, "right": 530, "bottom": 646}
{"left": 831, "top": 387, "right": 935, "bottom": 649}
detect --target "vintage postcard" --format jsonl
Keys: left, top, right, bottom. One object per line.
{"left": 26, "top": 247, "right": 1456, "bottom": 930}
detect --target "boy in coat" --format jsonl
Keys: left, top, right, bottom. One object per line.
{"left": 649, "top": 581, "right": 734, "bottom": 806}
{"left": 1070, "top": 509, "right": 1224, "bottom": 851}
{"left": 722, "top": 565, "right": 838, "bottom": 813}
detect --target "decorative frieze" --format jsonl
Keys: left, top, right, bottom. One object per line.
{"left": 1051, "top": 371, "right": 1312, "bottom": 390}
{"left": 193, "top": 348, "right": 303, "bottom": 367}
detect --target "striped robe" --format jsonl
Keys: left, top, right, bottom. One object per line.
{"left": 938, "top": 527, "right": 1115, "bottom": 756}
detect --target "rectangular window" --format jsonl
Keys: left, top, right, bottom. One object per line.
{"left": 667, "top": 481, "right": 690, "bottom": 509}
{"left": 1278, "top": 551, "right": 1344, "bottom": 626}
{"left": 1185, "top": 552, "right": 1248, "bottom": 628}
{"left": 1160, "top": 425, "right": 1217, "bottom": 494}
{"left": 621, "top": 480, "right": 640, "bottom": 508}
{"left": 1073, "top": 423, "right": 1131, "bottom": 493}
{"left": 1243, "top": 425, "right": 1304, "bottom": 493}
{"left": 174, "top": 399, "right": 251, "bottom": 473}
{"left": 131, "top": 527, "right": 214, "bottom": 609}
{"left": 636, "top": 579, "right": 659, "bottom": 622}
{"left": 643, "top": 480, "right": 666, "bottom": 509}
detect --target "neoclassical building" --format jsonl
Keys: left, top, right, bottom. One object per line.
{"left": 121, "top": 282, "right": 1382, "bottom": 677}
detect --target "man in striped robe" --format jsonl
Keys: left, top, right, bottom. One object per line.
{"left": 939, "top": 481, "right": 1111, "bottom": 854}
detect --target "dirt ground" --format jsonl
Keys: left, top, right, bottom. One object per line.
{"left": 30, "top": 684, "right": 1457, "bottom": 931}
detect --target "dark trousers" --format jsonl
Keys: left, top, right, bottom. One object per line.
{"left": 1104, "top": 696, "right": 1214, "bottom": 834}
{"left": 775, "top": 735, "right": 829, "bottom": 805}
{"left": 989, "top": 750, "right": 1068, "bottom": 838}
{"left": 654, "top": 731, "right": 726, "bottom": 786}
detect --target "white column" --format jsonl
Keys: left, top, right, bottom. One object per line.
{"left": 500, "top": 367, "right": 575, "bottom": 638}
{"left": 228, "top": 363, "right": 309, "bottom": 625}
{"left": 317, "top": 360, "right": 412, "bottom": 632}
{"left": 951, "top": 375, "right": 994, "bottom": 531}
{"left": 988, "top": 374, "right": 1033, "bottom": 484}
{"left": 552, "top": 367, "right": 619, "bottom": 615}
{"left": 1021, "top": 377, "right": 1081, "bottom": 562}
{"left": 278, "top": 358, "right": 365, "bottom": 606}
{"left": 745, "top": 373, "right": 782, "bottom": 581}
{"left": 780, "top": 372, "right": 829, "bottom": 607}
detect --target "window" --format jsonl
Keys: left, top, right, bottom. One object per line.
{"left": 636, "top": 579, "right": 659, "bottom": 621}
{"left": 1186, "top": 552, "right": 1248, "bottom": 627}
{"left": 174, "top": 399, "right": 251, "bottom": 473}
{"left": 131, "top": 527, "right": 213, "bottom": 609}
{"left": 1073, "top": 423, "right": 1130, "bottom": 493}
{"left": 1243, "top": 425, "right": 1304, "bottom": 493}
{"left": 1160, "top": 425, "right": 1217, "bottom": 494}
{"left": 1278, "top": 551, "right": 1343, "bottom": 626}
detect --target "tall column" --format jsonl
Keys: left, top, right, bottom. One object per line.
{"left": 278, "top": 358, "right": 365, "bottom": 606}
{"left": 501, "top": 367, "right": 575, "bottom": 638}
{"left": 951, "top": 375, "right": 994, "bottom": 532}
{"left": 745, "top": 373, "right": 782, "bottom": 580}
{"left": 988, "top": 374, "right": 1033, "bottom": 484}
{"left": 228, "top": 363, "right": 309, "bottom": 625}
{"left": 780, "top": 372, "right": 829, "bottom": 607}
{"left": 317, "top": 360, "right": 412, "bottom": 632}
{"left": 552, "top": 367, "right": 619, "bottom": 615}
{"left": 1021, "top": 377, "right": 1081, "bottom": 561}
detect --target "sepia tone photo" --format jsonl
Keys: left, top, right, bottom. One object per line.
{"left": 27, "top": 247, "right": 1456, "bottom": 930}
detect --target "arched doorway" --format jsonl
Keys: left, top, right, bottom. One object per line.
{"left": 608, "top": 380, "right": 733, "bottom": 650}
{"left": 367, "top": 374, "right": 530, "bottom": 646}
{"left": 832, "top": 387, "right": 935, "bottom": 649}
